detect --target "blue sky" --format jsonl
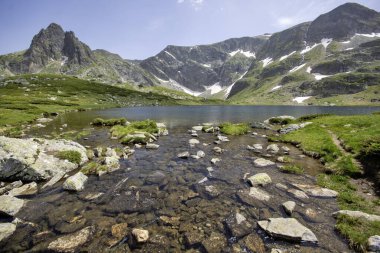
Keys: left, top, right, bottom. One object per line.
{"left": 0, "top": 0, "right": 379, "bottom": 59}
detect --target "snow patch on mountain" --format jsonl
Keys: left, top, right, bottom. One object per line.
{"left": 355, "top": 33, "right": 380, "bottom": 38}
{"left": 313, "top": 73, "right": 332, "bottom": 80}
{"left": 293, "top": 96, "right": 311, "bottom": 103}
{"left": 164, "top": 51, "right": 177, "bottom": 60}
{"left": 224, "top": 71, "right": 248, "bottom": 98}
{"left": 321, "top": 38, "right": 333, "bottom": 48}
{"left": 261, "top": 57, "right": 273, "bottom": 68}
{"left": 306, "top": 66, "right": 312, "bottom": 73}
{"left": 205, "top": 82, "right": 223, "bottom": 95}
{"left": 279, "top": 51, "right": 296, "bottom": 61}
{"left": 271, "top": 85, "right": 281, "bottom": 91}
{"left": 229, "top": 49, "right": 256, "bottom": 58}
{"left": 289, "top": 63, "right": 306, "bottom": 73}
{"left": 201, "top": 63, "right": 211, "bottom": 68}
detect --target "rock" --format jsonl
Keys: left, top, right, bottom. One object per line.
{"left": 267, "top": 144, "right": 279, "bottom": 153}
{"left": 240, "top": 233, "right": 265, "bottom": 253}
{"left": 159, "top": 216, "right": 180, "bottom": 226}
{"left": 189, "top": 139, "right": 200, "bottom": 145}
{"left": 251, "top": 122, "right": 272, "bottom": 130}
{"left": 258, "top": 218, "right": 318, "bottom": 243}
{"left": 277, "top": 156, "right": 285, "bottom": 163}
{"left": 0, "top": 223, "right": 16, "bottom": 243}
{"left": 204, "top": 185, "right": 221, "bottom": 198}
{"left": 177, "top": 151, "right": 190, "bottom": 158}
{"left": 225, "top": 212, "right": 253, "bottom": 238}
{"left": 0, "top": 195, "right": 24, "bottom": 216}
{"left": 254, "top": 158, "right": 275, "bottom": 167}
{"left": 203, "top": 127, "right": 214, "bottom": 133}
{"left": 282, "top": 201, "right": 296, "bottom": 215}
{"left": 184, "top": 231, "right": 204, "bottom": 246}
{"left": 213, "top": 147, "right": 223, "bottom": 154}
{"left": 0, "top": 136, "right": 88, "bottom": 181}
{"left": 7, "top": 182, "right": 38, "bottom": 196}
{"left": 42, "top": 171, "right": 65, "bottom": 189}
{"left": 0, "top": 180, "right": 23, "bottom": 195}
{"left": 93, "top": 147, "right": 103, "bottom": 157}
{"left": 275, "top": 183, "right": 288, "bottom": 190}
{"left": 111, "top": 223, "right": 128, "bottom": 240}
{"left": 332, "top": 210, "right": 380, "bottom": 222}
{"left": 146, "top": 143, "right": 159, "bottom": 149}
{"left": 265, "top": 115, "right": 296, "bottom": 125}
{"left": 191, "top": 133, "right": 198, "bottom": 137}
{"left": 247, "top": 173, "right": 272, "bottom": 186}
{"left": 105, "top": 148, "right": 117, "bottom": 157}
{"left": 288, "top": 189, "right": 309, "bottom": 200}
{"left": 197, "top": 150, "right": 205, "bottom": 158}
{"left": 202, "top": 232, "right": 227, "bottom": 253}
{"left": 63, "top": 172, "right": 88, "bottom": 191}
{"left": 217, "top": 135, "right": 229, "bottom": 142}
{"left": 48, "top": 226, "right": 95, "bottom": 252}
{"left": 191, "top": 155, "right": 200, "bottom": 159}
{"left": 211, "top": 158, "right": 220, "bottom": 164}
{"left": 249, "top": 187, "right": 271, "bottom": 201}
{"left": 271, "top": 249, "right": 284, "bottom": 253}
{"left": 146, "top": 171, "right": 166, "bottom": 184}
{"left": 279, "top": 124, "right": 300, "bottom": 134}
{"left": 192, "top": 126, "right": 203, "bottom": 131}
{"left": 281, "top": 146, "right": 290, "bottom": 153}
{"left": 37, "top": 118, "right": 53, "bottom": 123}
{"left": 198, "top": 177, "right": 208, "bottom": 184}
{"left": 292, "top": 183, "right": 338, "bottom": 198}
{"left": 368, "top": 235, "right": 380, "bottom": 252}
{"left": 132, "top": 228, "right": 149, "bottom": 243}
{"left": 104, "top": 156, "right": 120, "bottom": 172}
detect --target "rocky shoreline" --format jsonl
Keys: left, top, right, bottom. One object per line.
{"left": 0, "top": 118, "right": 379, "bottom": 252}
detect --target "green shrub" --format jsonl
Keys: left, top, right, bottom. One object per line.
{"left": 219, "top": 122, "right": 249, "bottom": 135}
{"left": 91, "top": 117, "right": 127, "bottom": 126}
{"left": 56, "top": 150, "right": 82, "bottom": 164}
{"left": 279, "top": 165, "right": 304, "bottom": 174}
{"left": 269, "top": 117, "right": 294, "bottom": 125}
{"left": 80, "top": 161, "right": 107, "bottom": 175}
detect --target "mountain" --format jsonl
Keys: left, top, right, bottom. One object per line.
{"left": 0, "top": 23, "right": 156, "bottom": 86}
{"left": 0, "top": 3, "right": 379, "bottom": 105}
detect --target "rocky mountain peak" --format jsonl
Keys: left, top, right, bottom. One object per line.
{"left": 63, "top": 31, "right": 94, "bottom": 65}
{"left": 306, "top": 2, "right": 380, "bottom": 42}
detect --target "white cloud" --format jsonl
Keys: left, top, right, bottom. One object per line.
{"left": 277, "top": 17, "right": 297, "bottom": 27}
{"left": 177, "top": 0, "right": 204, "bottom": 10}
{"left": 177, "top": 0, "right": 185, "bottom": 3}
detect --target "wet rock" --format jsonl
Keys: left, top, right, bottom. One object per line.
{"left": 0, "top": 180, "right": 23, "bottom": 195}
{"left": 104, "top": 156, "right": 120, "bottom": 172}
{"left": 105, "top": 148, "right": 117, "bottom": 157}
{"left": 191, "top": 133, "right": 198, "bottom": 137}
{"left": 240, "top": 233, "right": 265, "bottom": 253}
{"left": 178, "top": 151, "right": 190, "bottom": 158}
{"left": 267, "top": 144, "right": 279, "bottom": 154}
{"left": 189, "top": 139, "right": 200, "bottom": 146}
{"left": 279, "top": 122, "right": 312, "bottom": 134}
{"left": 198, "top": 177, "right": 208, "bottom": 184}
{"left": 204, "top": 185, "right": 221, "bottom": 198}
{"left": 332, "top": 210, "right": 380, "bottom": 222}
{"left": 0, "top": 136, "right": 88, "bottom": 181}
{"left": 146, "top": 171, "right": 166, "bottom": 184}
{"left": 202, "top": 232, "right": 227, "bottom": 253}
{"left": 146, "top": 143, "right": 159, "bottom": 149}
{"left": 93, "top": 147, "right": 103, "bottom": 157}
{"left": 292, "top": 183, "right": 338, "bottom": 198}
{"left": 281, "top": 146, "right": 290, "bottom": 153}
{"left": 213, "top": 147, "right": 223, "bottom": 154}
{"left": 217, "top": 135, "right": 229, "bottom": 142}
{"left": 42, "top": 171, "right": 65, "bottom": 189}
{"left": 197, "top": 150, "right": 205, "bottom": 158}
{"left": 111, "top": 223, "right": 129, "bottom": 240}
{"left": 368, "top": 235, "right": 380, "bottom": 252}
{"left": 258, "top": 218, "right": 318, "bottom": 243}
{"left": 203, "top": 126, "right": 215, "bottom": 133}
{"left": 259, "top": 208, "right": 272, "bottom": 220}
{"left": 47, "top": 226, "right": 95, "bottom": 252}
{"left": 254, "top": 158, "right": 275, "bottom": 167}
{"left": 192, "top": 126, "right": 203, "bottom": 131}
{"left": 0, "top": 223, "right": 16, "bottom": 243}
{"left": 211, "top": 158, "right": 220, "bottom": 164}
{"left": 159, "top": 216, "right": 180, "bottom": 226}
{"left": 251, "top": 122, "right": 272, "bottom": 130}
{"left": 282, "top": 201, "right": 296, "bottom": 215}
{"left": 132, "top": 228, "right": 149, "bottom": 243}
{"left": 63, "top": 172, "right": 88, "bottom": 191}
{"left": 184, "top": 230, "right": 204, "bottom": 246}
{"left": 288, "top": 188, "right": 309, "bottom": 200}
{"left": 55, "top": 216, "right": 87, "bottom": 234}
{"left": 275, "top": 183, "right": 288, "bottom": 191}
{"left": 249, "top": 187, "right": 271, "bottom": 201}
{"left": 247, "top": 173, "right": 272, "bottom": 186}
{"left": 247, "top": 144, "right": 263, "bottom": 153}
{"left": 7, "top": 182, "right": 38, "bottom": 197}
{"left": 0, "top": 195, "right": 24, "bottom": 216}
{"left": 225, "top": 212, "right": 253, "bottom": 238}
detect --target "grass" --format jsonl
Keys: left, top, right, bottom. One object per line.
{"left": 110, "top": 119, "right": 158, "bottom": 144}
{"left": 273, "top": 113, "right": 380, "bottom": 250}
{"left": 80, "top": 161, "right": 107, "bottom": 175}
{"left": 269, "top": 117, "right": 294, "bottom": 125}
{"left": 219, "top": 122, "right": 249, "bottom": 135}
{"left": 279, "top": 165, "right": 304, "bottom": 174}
{"left": 335, "top": 214, "right": 380, "bottom": 252}
{"left": 91, "top": 117, "right": 127, "bottom": 126}
{"left": 56, "top": 150, "right": 82, "bottom": 164}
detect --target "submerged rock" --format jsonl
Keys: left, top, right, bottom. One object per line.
{"left": 225, "top": 212, "right": 253, "bottom": 238}
{"left": 282, "top": 201, "right": 296, "bottom": 215}
{"left": 0, "top": 223, "right": 16, "bottom": 243}
{"left": 0, "top": 195, "right": 24, "bottom": 216}
{"left": 47, "top": 226, "right": 95, "bottom": 252}
{"left": 202, "top": 232, "right": 227, "bottom": 253}
{"left": 247, "top": 173, "right": 272, "bottom": 186}
{"left": 111, "top": 223, "right": 129, "bottom": 240}
{"left": 0, "top": 136, "right": 88, "bottom": 181}
{"left": 258, "top": 218, "right": 318, "bottom": 243}
{"left": 132, "top": 228, "right": 149, "bottom": 243}
{"left": 240, "top": 233, "right": 266, "bottom": 253}
{"left": 63, "top": 172, "right": 88, "bottom": 191}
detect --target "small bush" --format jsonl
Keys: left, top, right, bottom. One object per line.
{"left": 56, "top": 150, "right": 82, "bottom": 164}
{"left": 269, "top": 117, "right": 294, "bottom": 125}
{"left": 91, "top": 117, "right": 127, "bottom": 126}
{"left": 220, "top": 122, "right": 249, "bottom": 135}
{"left": 279, "top": 165, "right": 304, "bottom": 174}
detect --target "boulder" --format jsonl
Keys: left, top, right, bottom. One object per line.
{"left": 211, "top": 158, "right": 220, "bottom": 164}
{"left": 189, "top": 139, "right": 200, "bottom": 146}
{"left": 132, "top": 228, "right": 149, "bottom": 243}
{"left": 291, "top": 183, "right": 338, "bottom": 198}
{"left": 282, "top": 201, "right": 296, "bottom": 215}
{"left": 249, "top": 187, "right": 271, "bottom": 201}
{"left": 63, "top": 172, "right": 88, "bottom": 191}
{"left": 332, "top": 210, "right": 380, "bottom": 222}
{"left": 267, "top": 144, "right": 279, "bottom": 153}
{"left": 368, "top": 235, "right": 380, "bottom": 252}
{"left": 288, "top": 189, "right": 309, "bottom": 200}
{"left": 7, "top": 182, "right": 38, "bottom": 197}
{"left": 177, "top": 151, "right": 190, "bottom": 159}
{"left": 0, "top": 136, "right": 88, "bottom": 181}
{"left": 0, "top": 195, "right": 24, "bottom": 216}
{"left": 213, "top": 147, "right": 223, "bottom": 154}
{"left": 217, "top": 135, "right": 229, "bottom": 142}
{"left": 197, "top": 150, "right": 205, "bottom": 158}
{"left": 247, "top": 173, "right": 272, "bottom": 186}
{"left": 48, "top": 226, "right": 95, "bottom": 252}
{"left": 258, "top": 218, "right": 318, "bottom": 243}
{"left": 0, "top": 223, "right": 16, "bottom": 243}
{"left": 192, "top": 126, "right": 203, "bottom": 131}
{"left": 254, "top": 158, "right": 275, "bottom": 167}
{"left": 146, "top": 143, "right": 159, "bottom": 149}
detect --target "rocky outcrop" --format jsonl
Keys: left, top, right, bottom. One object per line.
{"left": 258, "top": 218, "right": 318, "bottom": 243}
{"left": 0, "top": 136, "right": 88, "bottom": 181}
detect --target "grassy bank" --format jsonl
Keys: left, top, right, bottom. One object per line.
{"left": 0, "top": 74, "right": 219, "bottom": 133}
{"left": 271, "top": 113, "right": 380, "bottom": 251}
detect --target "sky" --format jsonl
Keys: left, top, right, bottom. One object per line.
{"left": 0, "top": 0, "right": 379, "bottom": 60}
